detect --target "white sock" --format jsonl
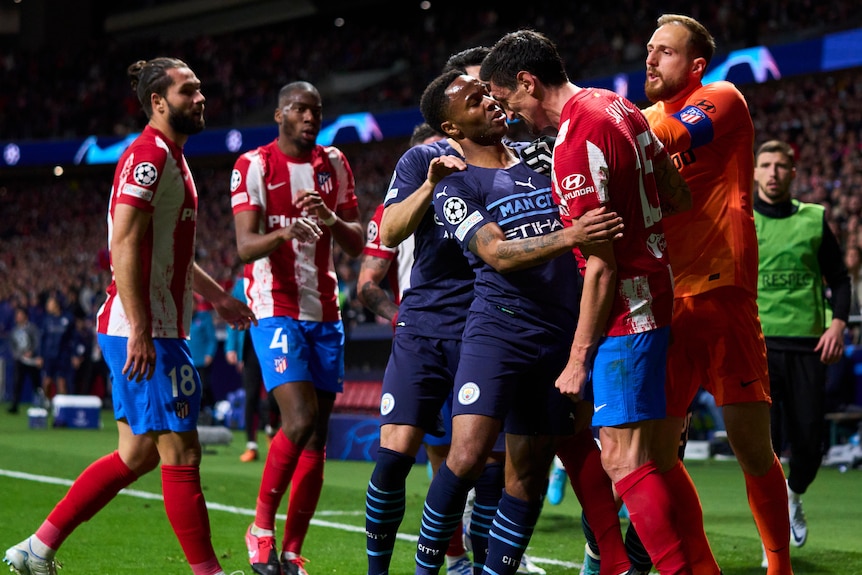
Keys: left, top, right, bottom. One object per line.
{"left": 27, "top": 535, "right": 55, "bottom": 559}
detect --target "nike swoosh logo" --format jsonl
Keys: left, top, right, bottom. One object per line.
{"left": 266, "top": 181, "right": 286, "bottom": 190}
{"left": 741, "top": 379, "right": 758, "bottom": 387}
{"left": 594, "top": 403, "right": 608, "bottom": 413}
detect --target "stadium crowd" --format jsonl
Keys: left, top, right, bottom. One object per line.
{"left": 1, "top": 0, "right": 861, "bottom": 139}
{"left": 1, "top": 4, "right": 861, "bottom": 413}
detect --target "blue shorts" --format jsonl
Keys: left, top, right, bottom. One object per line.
{"left": 98, "top": 334, "right": 200, "bottom": 435}
{"left": 452, "top": 309, "right": 576, "bottom": 436}
{"left": 250, "top": 317, "right": 344, "bottom": 394}
{"left": 589, "top": 327, "right": 669, "bottom": 427}
{"left": 379, "top": 334, "right": 460, "bottom": 437}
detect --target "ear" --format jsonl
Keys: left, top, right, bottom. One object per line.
{"left": 441, "top": 119, "right": 461, "bottom": 140}
{"left": 691, "top": 57, "right": 707, "bottom": 78}
{"left": 151, "top": 93, "right": 164, "bottom": 115}
{"left": 517, "top": 71, "right": 537, "bottom": 95}
{"left": 274, "top": 107, "right": 283, "bottom": 123}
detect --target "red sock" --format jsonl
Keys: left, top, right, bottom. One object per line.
{"left": 256, "top": 430, "right": 303, "bottom": 531}
{"left": 745, "top": 454, "right": 792, "bottom": 575}
{"left": 446, "top": 520, "right": 467, "bottom": 557}
{"left": 663, "top": 461, "right": 720, "bottom": 575}
{"left": 282, "top": 447, "right": 326, "bottom": 554}
{"left": 616, "top": 461, "right": 690, "bottom": 575}
{"left": 37, "top": 451, "right": 137, "bottom": 550}
{"left": 162, "top": 465, "right": 221, "bottom": 574}
{"left": 557, "top": 430, "right": 628, "bottom": 575}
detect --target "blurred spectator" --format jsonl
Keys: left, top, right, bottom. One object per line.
{"left": 40, "top": 293, "right": 74, "bottom": 398}
{"left": 6, "top": 306, "right": 42, "bottom": 413}
{"left": 1, "top": 1, "right": 861, "bottom": 139}
{"left": 189, "top": 296, "right": 218, "bottom": 424}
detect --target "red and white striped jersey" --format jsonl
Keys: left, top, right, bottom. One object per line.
{"left": 97, "top": 126, "right": 198, "bottom": 339}
{"left": 230, "top": 140, "right": 358, "bottom": 321}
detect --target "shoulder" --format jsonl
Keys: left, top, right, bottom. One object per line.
{"left": 319, "top": 144, "right": 351, "bottom": 166}
{"left": 692, "top": 81, "right": 748, "bottom": 111}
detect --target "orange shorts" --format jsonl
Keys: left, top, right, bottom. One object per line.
{"left": 665, "top": 286, "right": 770, "bottom": 417}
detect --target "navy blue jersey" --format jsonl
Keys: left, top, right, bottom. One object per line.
{"left": 383, "top": 140, "right": 475, "bottom": 339}
{"left": 432, "top": 160, "right": 581, "bottom": 337}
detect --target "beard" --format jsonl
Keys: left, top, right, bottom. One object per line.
{"left": 167, "top": 102, "right": 205, "bottom": 135}
{"left": 644, "top": 71, "right": 688, "bottom": 103}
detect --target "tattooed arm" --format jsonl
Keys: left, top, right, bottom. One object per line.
{"left": 467, "top": 206, "right": 624, "bottom": 273}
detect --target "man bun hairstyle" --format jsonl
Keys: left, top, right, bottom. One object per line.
{"left": 127, "top": 57, "right": 188, "bottom": 118}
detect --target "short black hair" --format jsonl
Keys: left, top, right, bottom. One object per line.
{"left": 480, "top": 29, "right": 568, "bottom": 91}
{"left": 419, "top": 70, "right": 463, "bottom": 136}
{"left": 442, "top": 46, "right": 490, "bottom": 74}
{"left": 277, "top": 81, "right": 320, "bottom": 106}
{"left": 409, "top": 122, "right": 440, "bottom": 146}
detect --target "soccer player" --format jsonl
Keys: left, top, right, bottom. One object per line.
{"left": 413, "top": 69, "right": 627, "bottom": 575}
{"left": 3, "top": 57, "right": 256, "bottom": 575}
{"left": 365, "top": 51, "right": 568, "bottom": 575}
{"left": 231, "top": 80, "right": 365, "bottom": 575}
{"left": 753, "top": 139, "right": 850, "bottom": 551}
{"left": 481, "top": 30, "right": 696, "bottom": 574}
{"left": 640, "top": 15, "right": 793, "bottom": 574}
{"left": 359, "top": 123, "right": 478, "bottom": 575}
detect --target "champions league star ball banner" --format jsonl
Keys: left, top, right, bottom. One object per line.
{"left": 578, "top": 26, "right": 862, "bottom": 105}
{"left": 3, "top": 28, "right": 862, "bottom": 170}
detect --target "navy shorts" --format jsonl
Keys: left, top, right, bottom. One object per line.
{"left": 452, "top": 309, "right": 576, "bottom": 436}
{"left": 379, "top": 334, "right": 460, "bottom": 437}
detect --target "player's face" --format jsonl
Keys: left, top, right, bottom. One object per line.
{"left": 644, "top": 24, "right": 692, "bottom": 103}
{"left": 445, "top": 75, "right": 508, "bottom": 143}
{"left": 487, "top": 79, "right": 549, "bottom": 136}
{"left": 277, "top": 91, "right": 323, "bottom": 151}
{"left": 164, "top": 67, "right": 206, "bottom": 135}
{"left": 754, "top": 151, "right": 795, "bottom": 203}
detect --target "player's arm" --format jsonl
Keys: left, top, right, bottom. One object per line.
{"left": 356, "top": 254, "right": 399, "bottom": 323}
{"left": 193, "top": 263, "right": 256, "bottom": 330}
{"left": 556, "top": 241, "right": 616, "bottom": 399}
{"left": 233, "top": 209, "right": 322, "bottom": 263}
{"left": 329, "top": 204, "right": 365, "bottom": 258}
{"left": 466, "top": 207, "right": 623, "bottom": 273}
{"left": 647, "top": 115, "right": 692, "bottom": 156}
{"left": 111, "top": 203, "right": 155, "bottom": 382}
{"left": 380, "top": 154, "right": 466, "bottom": 247}
{"left": 817, "top": 219, "right": 851, "bottom": 364}
{"left": 295, "top": 191, "right": 365, "bottom": 257}
{"left": 654, "top": 154, "right": 692, "bottom": 215}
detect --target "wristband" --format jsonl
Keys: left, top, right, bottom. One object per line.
{"left": 321, "top": 213, "right": 337, "bottom": 226}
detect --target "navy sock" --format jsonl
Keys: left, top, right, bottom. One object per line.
{"left": 484, "top": 491, "right": 542, "bottom": 575}
{"left": 415, "top": 462, "right": 474, "bottom": 574}
{"left": 625, "top": 522, "right": 652, "bottom": 573}
{"left": 469, "top": 461, "right": 504, "bottom": 571}
{"left": 581, "top": 510, "right": 600, "bottom": 556}
{"left": 366, "top": 447, "right": 415, "bottom": 575}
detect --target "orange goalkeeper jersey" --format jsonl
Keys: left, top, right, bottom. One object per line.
{"left": 642, "top": 80, "right": 757, "bottom": 298}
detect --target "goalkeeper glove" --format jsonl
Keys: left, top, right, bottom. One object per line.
{"left": 520, "top": 135, "right": 555, "bottom": 175}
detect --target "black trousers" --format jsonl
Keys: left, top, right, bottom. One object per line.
{"left": 9, "top": 360, "right": 43, "bottom": 410}
{"left": 767, "top": 348, "right": 826, "bottom": 494}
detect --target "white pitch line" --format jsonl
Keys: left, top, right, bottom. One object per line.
{"left": 0, "top": 468, "right": 579, "bottom": 570}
